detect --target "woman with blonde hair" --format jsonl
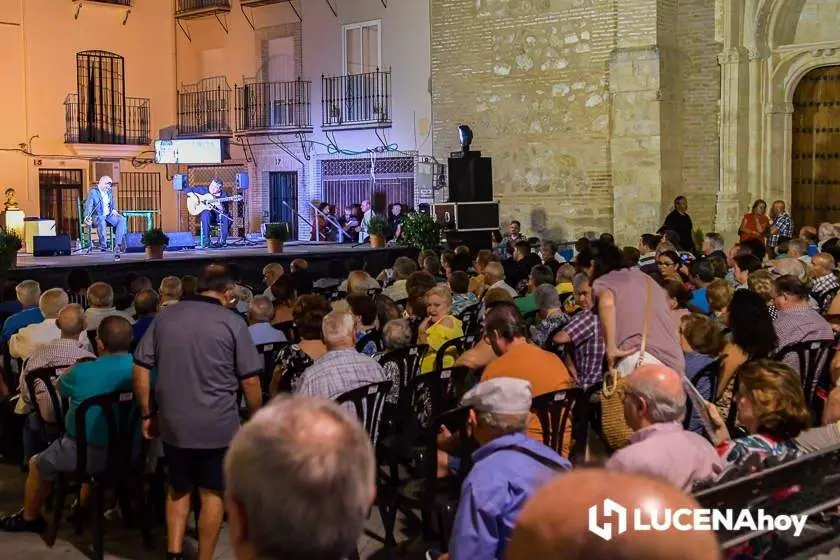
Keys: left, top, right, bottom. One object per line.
{"left": 706, "top": 278, "right": 734, "bottom": 323}
{"left": 469, "top": 249, "right": 495, "bottom": 297}
{"left": 747, "top": 268, "right": 778, "bottom": 320}
{"left": 708, "top": 359, "right": 810, "bottom": 468}
{"left": 418, "top": 285, "right": 464, "bottom": 373}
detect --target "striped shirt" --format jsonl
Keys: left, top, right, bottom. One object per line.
{"left": 768, "top": 212, "right": 793, "bottom": 247}
{"left": 774, "top": 305, "right": 834, "bottom": 370}
{"left": 561, "top": 309, "right": 605, "bottom": 389}
{"left": 17, "top": 339, "right": 95, "bottom": 422}
{"left": 296, "top": 348, "right": 386, "bottom": 408}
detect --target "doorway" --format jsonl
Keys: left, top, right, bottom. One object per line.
{"left": 791, "top": 66, "right": 840, "bottom": 229}
{"left": 39, "top": 169, "right": 84, "bottom": 240}
{"left": 269, "top": 171, "right": 298, "bottom": 238}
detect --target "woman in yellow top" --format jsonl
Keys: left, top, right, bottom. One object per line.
{"left": 419, "top": 285, "right": 464, "bottom": 373}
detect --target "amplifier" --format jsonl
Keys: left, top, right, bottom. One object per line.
{"left": 33, "top": 235, "right": 71, "bottom": 257}
{"left": 431, "top": 202, "right": 500, "bottom": 232}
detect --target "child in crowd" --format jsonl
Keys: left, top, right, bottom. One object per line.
{"left": 706, "top": 278, "right": 734, "bottom": 324}
{"left": 680, "top": 313, "right": 724, "bottom": 434}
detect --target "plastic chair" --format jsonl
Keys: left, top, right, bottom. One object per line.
{"left": 255, "top": 342, "right": 286, "bottom": 402}
{"left": 456, "top": 304, "right": 481, "bottom": 337}
{"left": 531, "top": 387, "right": 583, "bottom": 459}
{"left": 271, "top": 321, "right": 299, "bottom": 343}
{"left": 774, "top": 339, "right": 835, "bottom": 421}
{"left": 355, "top": 330, "right": 383, "bottom": 354}
{"left": 23, "top": 367, "right": 69, "bottom": 445}
{"left": 683, "top": 360, "right": 721, "bottom": 432}
{"left": 336, "top": 381, "right": 392, "bottom": 445}
{"left": 377, "top": 344, "right": 428, "bottom": 406}
{"left": 432, "top": 332, "right": 480, "bottom": 373}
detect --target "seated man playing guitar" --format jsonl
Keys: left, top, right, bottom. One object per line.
{"left": 184, "top": 177, "right": 240, "bottom": 249}
{"left": 84, "top": 175, "right": 127, "bottom": 252}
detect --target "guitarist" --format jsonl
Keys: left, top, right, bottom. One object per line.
{"left": 185, "top": 177, "right": 231, "bottom": 249}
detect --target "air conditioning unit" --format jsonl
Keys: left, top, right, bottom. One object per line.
{"left": 91, "top": 160, "right": 120, "bottom": 186}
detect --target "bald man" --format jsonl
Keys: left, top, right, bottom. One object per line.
{"left": 483, "top": 261, "right": 517, "bottom": 297}
{"left": 506, "top": 470, "right": 721, "bottom": 560}
{"left": 810, "top": 253, "right": 839, "bottom": 313}
{"left": 248, "top": 295, "right": 285, "bottom": 345}
{"left": 604, "top": 365, "right": 721, "bottom": 491}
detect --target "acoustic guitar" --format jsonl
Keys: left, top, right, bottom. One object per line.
{"left": 186, "top": 192, "right": 243, "bottom": 216}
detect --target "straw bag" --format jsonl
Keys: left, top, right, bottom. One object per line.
{"left": 599, "top": 277, "right": 653, "bottom": 450}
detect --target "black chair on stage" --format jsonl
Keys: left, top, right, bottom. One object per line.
{"left": 433, "top": 332, "right": 481, "bottom": 373}
{"left": 355, "top": 330, "right": 383, "bottom": 354}
{"left": 531, "top": 388, "right": 583, "bottom": 460}
{"left": 774, "top": 339, "right": 835, "bottom": 421}
{"left": 456, "top": 304, "right": 481, "bottom": 337}
{"left": 271, "top": 320, "right": 299, "bottom": 343}
{"left": 47, "top": 390, "right": 151, "bottom": 559}
{"left": 682, "top": 359, "right": 721, "bottom": 433}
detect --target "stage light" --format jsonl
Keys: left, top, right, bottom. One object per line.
{"left": 458, "top": 125, "right": 473, "bottom": 152}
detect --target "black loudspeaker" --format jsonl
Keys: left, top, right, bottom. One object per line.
{"left": 448, "top": 153, "right": 493, "bottom": 202}
{"left": 33, "top": 235, "right": 71, "bottom": 257}
{"left": 124, "top": 231, "right": 196, "bottom": 253}
{"left": 235, "top": 172, "right": 249, "bottom": 190}
{"left": 173, "top": 174, "right": 188, "bottom": 191}
{"left": 124, "top": 233, "right": 144, "bottom": 253}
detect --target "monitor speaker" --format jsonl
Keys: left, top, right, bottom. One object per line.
{"left": 33, "top": 235, "right": 71, "bottom": 257}
{"left": 235, "top": 172, "right": 249, "bottom": 190}
{"left": 125, "top": 231, "right": 196, "bottom": 252}
{"left": 172, "top": 174, "right": 188, "bottom": 191}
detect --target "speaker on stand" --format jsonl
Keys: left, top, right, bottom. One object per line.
{"left": 227, "top": 171, "right": 258, "bottom": 247}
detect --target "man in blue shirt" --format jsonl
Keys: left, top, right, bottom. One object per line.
{"left": 132, "top": 288, "right": 158, "bottom": 344}
{"left": 430, "top": 378, "right": 571, "bottom": 560}
{"left": 688, "top": 259, "right": 714, "bottom": 314}
{"left": 0, "top": 315, "right": 135, "bottom": 533}
{"left": 1, "top": 280, "right": 43, "bottom": 342}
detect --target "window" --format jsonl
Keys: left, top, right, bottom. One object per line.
{"left": 342, "top": 20, "right": 381, "bottom": 75}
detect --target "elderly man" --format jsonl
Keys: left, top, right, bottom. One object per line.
{"left": 261, "top": 263, "right": 285, "bottom": 301}
{"left": 768, "top": 200, "right": 794, "bottom": 253}
{"left": 432, "top": 378, "right": 570, "bottom": 560}
{"left": 810, "top": 253, "right": 839, "bottom": 313}
{"left": 225, "top": 395, "right": 375, "bottom": 560}
{"left": 701, "top": 232, "right": 726, "bottom": 260}
{"left": 133, "top": 264, "right": 263, "bottom": 560}
{"left": 774, "top": 275, "right": 834, "bottom": 365}
{"left": 84, "top": 175, "right": 127, "bottom": 252}
{"left": 159, "top": 276, "right": 183, "bottom": 308}
{"left": 84, "top": 282, "right": 134, "bottom": 331}
{"left": 296, "top": 311, "right": 385, "bottom": 402}
{"left": 132, "top": 289, "right": 158, "bottom": 343}
{"left": 604, "top": 364, "right": 721, "bottom": 490}
{"left": 514, "top": 264, "right": 554, "bottom": 315}
{"left": 506, "top": 470, "right": 720, "bottom": 560}
{"left": 383, "top": 256, "right": 416, "bottom": 302}
{"left": 2, "top": 280, "right": 42, "bottom": 342}
{"left": 9, "top": 289, "right": 81, "bottom": 360}
{"left": 483, "top": 262, "right": 517, "bottom": 298}
{"left": 17, "top": 304, "right": 94, "bottom": 462}
{"left": 787, "top": 238, "right": 811, "bottom": 264}
{"left": 549, "top": 273, "right": 605, "bottom": 389}
{"left": 248, "top": 295, "right": 286, "bottom": 346}
{"left": 0, "top": 316, "right": 134, "bottom": 533}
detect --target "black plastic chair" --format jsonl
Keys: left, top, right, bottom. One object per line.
{"left": 48, "top": 390, "right": 150, "bottom": 558}
{"left": 271, "top": 321, "right": 299, "bottom": 343}
{"left": 23, "top": 367, "right": 69, "bottom": 445}
{"left": 366, "top": 287, "right": 382, "bottom": 297}
{"left": 456, "top": 304, "right": 481, "bottom": 337}
{"left": 336, "top": 381, "right": 392, "bottom": 445}
{"left": 682, "top": 359, "right": 721, "bottom": 432}
{"left": 432, "top": 333, "right": 481, "bottom": 373}
{"left": 2, "top": 345, "right": 23, "bottom": 395}
{"left": 275, "top": 359, "right": 310, "bottom": 393}
{"left": 531, "top": 388, "right": 583, "bottom": 459}
{"left": 355, "top": 330, "right": 383, "bottom": 354}
{"left": 816, "top": 286, "right": 840, "bottom": 315}
{"left": 774, "top": 339, "right": 835, "bottom": 420}
{"left": 377, "top": 344, "right": 428, "bottom": 405}
{"left": 255, "top": 342, "right": 286, "bottom": 402}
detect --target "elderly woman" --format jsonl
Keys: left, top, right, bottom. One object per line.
{"left": 270, "top": 276, "right": 296, "bottom": 324}
{"left": 708, "top": 359, "right": 810, "bottom": 468}
{"left": 531, "top": 284, "right": 569, "bottom": 348}
{"left": 419, "top": 285, "right": 464, "bottom": 373}
{"left": 270, "top": 294, "right": 330, "bottom": 395}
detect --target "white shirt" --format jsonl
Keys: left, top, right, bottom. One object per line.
{"left": 84, "top": 307, "right": 135, "bottom": 331}
{"left": 359, "top": 210, "right": 373, "bottom": 243}
{"left": 99, "top": 187, "right": 111, "bottom": 216}
{"left": 9, "top": 319, "right": 91, "bottom": 360}
{"left": 488, "top": 279, "right": 518, "bottom": 298}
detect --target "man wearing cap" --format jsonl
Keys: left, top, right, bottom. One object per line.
{"left": 429, "top": 378, "right": 570, "bottom": 560}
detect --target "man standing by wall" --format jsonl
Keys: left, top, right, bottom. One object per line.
{"left": 658, "top": 196, "right": 695, "bottom": 253}
{"left": 768, "top": 200, "right": 794, "bottom": 256}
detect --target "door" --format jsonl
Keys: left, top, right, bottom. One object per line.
{"left": 791, "top": 66, "right": 840, "bottom": 228}
{"left": 39, "top": 169, "right": 84, "bottom": 240}
{"left": 269, "top": 172, "right": 298, "bottom": 238}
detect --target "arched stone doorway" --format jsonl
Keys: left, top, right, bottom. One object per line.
{"left": 790, "top": 66, "right": 840, "bottom": 229}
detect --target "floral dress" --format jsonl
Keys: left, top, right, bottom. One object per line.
{"left": 274, "top": 344, "right": 315, "bottom": 392}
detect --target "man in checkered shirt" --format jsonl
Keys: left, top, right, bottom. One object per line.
{"left": 810, "top": 253, "right": 840, "bottom": 313}
{"left": 768, "top": 200, "right": 794, "bottom": 252}
{"left": 296, "top": 310, "right": 386, "bottom": 407}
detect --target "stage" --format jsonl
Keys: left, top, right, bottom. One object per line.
{"left": 7, "top": 240, "right": 416, "bottom": 290}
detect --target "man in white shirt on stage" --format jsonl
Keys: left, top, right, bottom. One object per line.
{"left": 84, "top": 176, "right": 127, "bottom": 252}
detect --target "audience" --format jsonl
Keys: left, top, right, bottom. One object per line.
{"left": 159, "top": 276, "right": 183, "bottom": 308}
{"left": 313, "top": 260, "right": 346, "bottom": 290}
{"left": 469, "top": 249, "right": 495, "bottom": 296}
{"left": 65, "top": 269, "right": 92, "bottom": 308}
{"left": 342, "top": 270, "right": 380, "bottom": 295}
{"left": 509, "top": 240, "right": 541, "bottom": 290}
{"left": 514, "top": 264, "right": 554, "bottom": 315}
{"left": 482, "top": 261, "right": 517, "bottom": 298}
{"left": 132, "top": 289, "right": 158, "bottom": 343}
{"left": 706, "top": 277, "right": 734, "bottom": 322}
{"left": 449, "top": 271, "right": 477, "bottom": 316}
{"left": 702, "top": 232, "right": 727, "bottom": 260}
{"left": 530, "top": 284, "right": 568, "bottom": 348}
{"left": 83, "top": 282, "right": 134, "bottom": 332}
{"left": 538, "top": 239, "right": 560, "bottom": 277}
{"left": 181, "top": 275, "right": 198, "bottom": 297}
{"left": 133, "top": 264, "right": 262, "bottom": 560}
{"left": 661, "top": 278, "right": 692, "bottom": 324}
{"left": 2, "top": 280, "right": 42, "bottom": 342}
{"left": 418, "top": 286, "right": 464, "bottom": 373}
{"left": 605, "top": 364, "right": 721, "bottom": 490}
{"left": 810, "top": 252, "right": 839, "bottom": 313}
{"left": 10, "top": 288, "right": 77, "bottom": 360}
{"left": 346, "top": 294, "right": 379, "bottom": 356}
{"left": 224, "top": 395, "right": 375, "bottom": 560}
{"left": 748, "top": 268, "right": 778, "bottom": 320}
{"left": 270, "top": 295, "right": 330, "bottom": 394}
{"left": 289, "top": 258, "right": 313, "bottom": 295}
{"left": 270, "top": 276, "right": 296, "bottom": 324}
{"left": 247, "top": 295, "right": 286, "bottom": 345}
{"left": 422, "top": 255, "right": 445, "bottom": 283}
{"left": 688, "top": 258, "right": 715, "bottom": 314}
{"left": 261, "top": 263, "right": 285, "bottom": 301}
{"left": 732, "top": 254, "right": 762, "bottom": 290}
{"left": 637, "top": 233, "right": 661, "bottom": 274}
{"left": 774, "top": 274, "right": 834, "bottom": 372}
{"left": 383, "top": 256, "right": 416, "bottom": 302}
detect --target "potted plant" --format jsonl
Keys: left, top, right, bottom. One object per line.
{"left": 264, "top": 222, "right": 291, "bottom": 254}
{"left": 401, "top": 211, "right": 441, "bottom": 251}
{"left": 141, "top": 228, "right": 169, "bottom": 260}
{"left": 0, "top": 228, "right": 23, "bottom": 270}
{"left": 367, "top": 215, "right": 391, "bottom": 249}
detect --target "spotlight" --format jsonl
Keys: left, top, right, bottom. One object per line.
{"left": 458, "top": 125, "right": 473, "bottom": 153}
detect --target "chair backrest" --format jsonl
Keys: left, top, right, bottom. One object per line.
{"left": 1, "top": 345, "right": 22, "bottom": 395}
{"left": 817, "top": 286, "right": 840, "bottom": 315}
{"left": 272, "top": 321, "right": 299, "bottom": 343}
{"left": 433, "top": 336, "right": 466, "bottom": 373}
{"left": 773, "top": 339, "right": 835, "bottom": 416}
{"left": 276, "top": 357, "right": 311, "bottom": 393}
{"left": 531, "top": 388, "right": 583, "bottom": 458}
{"left": 336, "top": 380, "right": 392, "bottom": 445}
{"left": 523, "top": 310, "right": 539, "bottom": 328}
{"left": 255, "top": 342, "right": 285, "bottom": 400}
{"left": 74, "top": 390, "right": 139, "bottom": 477}
{"left": 400, "top": 366, "right": 471, "bottom": 433}
{"left": 24, "top": 367, "right": 68, "bottom": 443}
{"left": 355, "top": 330, "right": 383, "bottom": 354}
{"left": 377, "top": 344, "right": 428, "bottom": 403}
{"left": 87, "top": 329, "right": 98, "bottom": 356}
{"left": 456, "top": 304, "right": 481, "bottom": 336}
{"left": 682, "top": 359, "right": 721, "bottom": 431}
{"left": 366, "top": 287, "right": 382, "bottom": 298}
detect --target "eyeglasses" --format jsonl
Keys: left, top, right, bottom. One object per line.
{"left": 657, "top": 260, "right": 675, "bottom": 267}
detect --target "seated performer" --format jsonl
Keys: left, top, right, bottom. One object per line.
{"left": 185, "top": 177, "right": 232, "bottom": 249}
{"left": 84, "top": 176, "right": 127, "bottom": 252}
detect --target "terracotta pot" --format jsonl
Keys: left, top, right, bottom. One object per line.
{"left": 369, "top": 234, "right": 385, "bottom": 249}
{"left": 145, "top": 245, "right": 164, "bottom": 260}
{"left": 267, "top": 239, "right": 285, "bottom": 254}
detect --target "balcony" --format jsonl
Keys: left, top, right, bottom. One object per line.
{"left": 322, "top": 69, "right": 392, "bottom": 130}
{"left": 178, "top": 76, "right": 232, "bottom": 137}
{"left": 175, "top": 0, "right": 231, "bottom": 19}
{"left": 75, "top": 0, "right": 132, "bottom": 5}
{"left": 64, "top": 94, "right": 150, "bottom": 145}
{"left": 240, "top": 0, "right": 288, "bottom": 6}
{"left": 235, "top": 79, "right": 312, "bottom": 135}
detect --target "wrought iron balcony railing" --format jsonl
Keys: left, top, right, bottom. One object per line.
{"left": 178, "top": 76, "right": 232, "bottom": 136}
{"left": 322, "top": 69, "right": 392, "bottom": 129}
{"left": 79, "top": 0, "right": 132, "bottom": 5}
{"left": 64, "top": 94, "right": 150, "bottom": 145}
{"left": 235, "top": 79, "right": 312, "bottom": 134}
{"left": 175, "top": 0, "right": 230, "bottom": 18}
